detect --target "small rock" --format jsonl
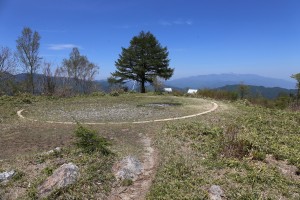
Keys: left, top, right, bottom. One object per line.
{"left": 42, "top": 147, "right": 62, "bottom": 156}
{"left": 114, "top": 156, "right": 143, "bottom": 181}
{"left": 38, "top": 163, "right": 79, "bottom": 198}
{"left": 54, "top": 147, "right": 61, "bottom": 152}
{"left": 0, "top": 170, "right": 15, "bottom": 182}
{"left": 209, "top": 185, "right": 224, "bottom": 200}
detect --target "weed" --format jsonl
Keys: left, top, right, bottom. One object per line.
{"left": 12, "top": 170, "right": 25, "bottom": 181}
{"left": 42, "top": 167, "right": 54, "bottom": 176}
{"left": 121, "top": 179, "right": 133, "bottom": 186}
{"left": 220, "top": 125, "right": 252, "bottom": 159}
{"left": 91, "top": 91, "right": 106, "bottom": 97}
{"left": 27, "top": 187, "right": 38, "bottom": 199}
{"left": 74, "top": 123, "right": 112, "bottom": 155}
{"left": 34, "top": 156, "right": 46, "bottom": 164}
{"left": 109, "top": 90, "right": 120, "bottom": 96}
{"left": 251, "top": 150, "right": 266, "bottom": 161}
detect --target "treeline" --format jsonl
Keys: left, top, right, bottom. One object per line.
{"left": 178, "top": 84, "right": 299, "bottom": 110}
{"left": 0, "top": 27, "right": 99, "bottom": 96}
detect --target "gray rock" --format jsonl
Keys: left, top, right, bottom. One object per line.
{"left": 0, "top": 170, "right": 15, "bottom": 182}
{"left": 38, "top": 163, "right": 79, "bottom": 198}
{"left": 114, "top": 156, "right": 143, "bottom": 181}
{"left": 209, "top": 185, "right": 224, "bottom": 200}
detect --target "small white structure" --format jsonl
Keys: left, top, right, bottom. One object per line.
{"left": 187, "top": 89, "right": 198, "bottom": 94}
{"left": 164, "top": 88, "right": 172, "bottom": 93}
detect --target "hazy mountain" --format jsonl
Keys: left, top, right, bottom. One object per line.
{"left": 166, "top": 74, "right": 296, "bottom": 89}
{"left": 217, "top": 85, "right": 297, "bottom": 99}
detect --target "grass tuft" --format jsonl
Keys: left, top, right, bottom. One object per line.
{"left": 74, "top": 123, "right": 112, "bottom": 155}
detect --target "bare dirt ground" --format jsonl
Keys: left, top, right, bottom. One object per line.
{"left": 108, "top": 134, "right": 158, "bottom": 200}
{"left": 0, "top": 95, "right": 220, "bottom": 199}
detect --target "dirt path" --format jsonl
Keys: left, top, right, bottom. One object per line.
{"left": 108, "top": 134, "right": 158, "bottom": 200}
{"left": 17, "top": 102, "right": 218, "bottom": 125}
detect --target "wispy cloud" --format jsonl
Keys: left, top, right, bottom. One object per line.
{"left": 48, "top": 44, "right": 80, "bottom": 50}
{"left": 159, "top": 19, "right": 193, "bottom": 26}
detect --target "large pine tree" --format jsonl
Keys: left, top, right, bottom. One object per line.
{"left": 110, "top": 31, "right": 174, "bottom": 93}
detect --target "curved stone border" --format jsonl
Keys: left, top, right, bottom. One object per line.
{"left": 17, "top": 102, "right": 218, "bottom": 125}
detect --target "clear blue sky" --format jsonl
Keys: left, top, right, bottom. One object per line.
{"left": 1, "top": 0, "right": 299, "bottom": 81}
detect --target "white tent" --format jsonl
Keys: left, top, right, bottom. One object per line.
{"left": 187, "top": 89, "right": 198, "bottom": 94}
{"left": 164, "top": 88, "right": 172, "bottom": 93}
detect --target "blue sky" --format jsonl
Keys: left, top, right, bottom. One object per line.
{"left": 0, "top": 0, "right": 299, "bottom": 81}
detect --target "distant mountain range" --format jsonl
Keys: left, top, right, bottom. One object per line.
{"left": 166, "top": 74, "right": 296, "bottom": 89}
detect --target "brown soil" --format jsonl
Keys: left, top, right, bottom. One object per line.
{"left": 108, "top": 134, "right": 158, "bottom": 200}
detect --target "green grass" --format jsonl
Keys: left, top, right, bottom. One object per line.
{"left": 147, "top": 101, "right": 300, "bottom": 199}
{"left": 1, "top": 93, "right": 299, "bottom": 199}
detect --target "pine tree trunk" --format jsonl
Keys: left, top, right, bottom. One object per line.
{"left": 141, "top": 81, "right": 146, "bottom": 93}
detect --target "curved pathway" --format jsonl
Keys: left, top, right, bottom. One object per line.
{"left": 17, "top": 102, "right": 218, "bottom": 125}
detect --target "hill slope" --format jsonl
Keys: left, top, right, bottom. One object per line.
{"left": 217, "top": 85, "right": 297, "bottom": 99}
{"left": 166, "top": 74, "right": 295, "bottom": 89}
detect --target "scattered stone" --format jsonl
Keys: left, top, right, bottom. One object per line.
{"left": 0, "top": 170, "right": 15, "bottom": 182}
{"left": 266, "top": 154, "right": 299, "bottom": 180}
{"left": 42, "top": 147, "right": 62, "bottom": 156}
{"left": 38, "top": 162, "right": 79, "bottom": 198}
{"left": 113, "top": 156, "right": 143, "bottom": 181}
{"left": 209, "top": 185, "right": 224, "bottom": 200}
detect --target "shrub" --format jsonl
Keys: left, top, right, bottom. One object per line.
{"left": 42, "top": 167, "right": 54, "bottom": 176}
{"left": 12, "top": 170, "right": 25, "bottom": 181}
{"left": 109, "top": 90, "right": 120, "bottom": 96}
{"left": 91, "top": 91, "right": 106, "bottom": 97}
{"left": 74, "top": 124, "right": 112, "bottom": 155}
{"left": 252, "top": 150, "right": 266, "bottom": 161}
{"left": 220, "top": 125, "right": 252, "bottom": 159}
{"left": 172, "top": 90, "right": 185, "bottom": 96}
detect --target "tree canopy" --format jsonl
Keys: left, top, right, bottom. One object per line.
{"left": 16, "top": 27, "right": 41, "bottom": 94}
{"left": 110, "top": 31, "right": 174, "bottom": 93}
{"left": 59, "top": 47, "right": 99, "bottom": 94}
{"left": 291, "top": 73, "right": 300, "bottom": 104}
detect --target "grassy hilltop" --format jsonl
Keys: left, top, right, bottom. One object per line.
{"left": 0, "top": 93, "right": 299, "bottom": 199}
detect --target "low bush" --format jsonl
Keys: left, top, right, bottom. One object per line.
{"left": 220, "top": 125, "right": 253, "bottom": 159}
{"left": 251, "top": 150, "right": 266, "bottom": 161}
{"left": 74, "top": 124, "right": 112, "bottom": 155}
{"left": 91, "top": 91, "right": 106, "bottom": 97}
{"left": 109, "top": 90, "right": 120, "bottom": 96}
{"left": 171, "top": 90, "right": 185, "bottom": 96}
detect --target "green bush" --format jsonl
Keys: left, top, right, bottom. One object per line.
{"left": 74, "top": 124, "right": 112, "bottom": 155}
{"left": 109, "top": 90, "right": 120, "bottom": 96}
{"left": 252, "top": 150, "right": 266, "bottom": 161}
